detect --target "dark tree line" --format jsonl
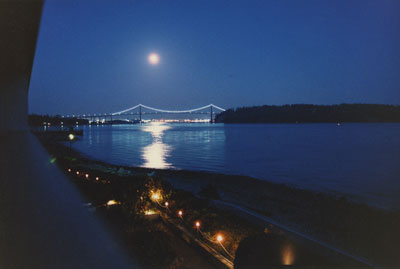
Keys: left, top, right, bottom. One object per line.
{"left": 215, "top": 104, "right": 400, "bottom": 123}
{"left": 28, "top": 114, "right": 88, "bottom": 126}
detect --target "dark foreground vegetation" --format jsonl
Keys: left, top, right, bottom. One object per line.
{"left": 215, "top": 104, "right": 400, "bottom": 123}
{"left": 36, "top": 134, "right": 400, "bottom": 267}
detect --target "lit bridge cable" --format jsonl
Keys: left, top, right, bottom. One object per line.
{"left": 110, "top": 104, "right": 226, "bottom": 116}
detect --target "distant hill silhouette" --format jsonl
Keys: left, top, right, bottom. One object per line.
{"left": 215, "top": 104, "right": 400, "bottom": 123}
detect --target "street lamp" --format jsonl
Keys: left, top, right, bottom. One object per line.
{"left": 215, "top": 233, "right": 233, "bottom": 258}
{"left": 216, "top": 234, "right": 223, "bottom": 243}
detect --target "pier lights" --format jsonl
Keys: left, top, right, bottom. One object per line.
{"left": 95, "top": 177, "right": 99, "bottom": 181}
{"left": 178, "top": 210, "right": 183, "bottom": 218}
{"left": 85, "top": 173, "right": 89, "bottom": 179}
{"left": 164, "top": 201, "right": 169, "bottom": 207}
{"left": 195, "top": 221, "right": 201, "bottom": 229}
{"left": 67, "top": 168, "right": 71, "bottom": 172}
{"left": 76, "top": 171, "right": 80, "bottom": 175}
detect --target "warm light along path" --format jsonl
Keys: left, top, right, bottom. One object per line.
{"left": 159, "top": 211, "right": 234, "bottom": 269}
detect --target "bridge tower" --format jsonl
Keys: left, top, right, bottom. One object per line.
{"left": 210, "top": 105, "right": 213, "bottom": 123}
{"left": 139, "top": 105, "right": 142, "bottom": 123}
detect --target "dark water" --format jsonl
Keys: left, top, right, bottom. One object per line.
{"left": 72, "top": 123, "right": 400, "bottom": 209}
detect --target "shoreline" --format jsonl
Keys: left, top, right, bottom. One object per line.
{"left": 67, "top": 142, "right": 398, "bottom": 212}
{"left": 40, "top": 138, "right": 400, "bottom": 266}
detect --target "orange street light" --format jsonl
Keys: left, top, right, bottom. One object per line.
{"left": 215, "top": 233, "right": 233, "bottom": 258}
{"left": 195, "top": 221, "right": 201, "bottom": 229}
{"left": 216, "top": 234, "right": 223, "bottom": 243}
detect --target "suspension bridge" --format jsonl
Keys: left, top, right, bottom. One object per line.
{"left": 62, "top": 104, "right": 226, "bottom": 123}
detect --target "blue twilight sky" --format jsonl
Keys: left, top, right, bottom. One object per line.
{"left": 29, "top": 0, "right": 400, "bottom": 115}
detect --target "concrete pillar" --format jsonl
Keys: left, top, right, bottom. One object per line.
{"left": 0, "top": 2, "right": 132, "bottom": 268}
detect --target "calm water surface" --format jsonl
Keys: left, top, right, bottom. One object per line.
{"left": 72, "top": 123, "right": 400, "bottom": 209}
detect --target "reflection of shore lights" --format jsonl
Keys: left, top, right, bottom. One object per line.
{"left": 216, "top": 234, "right": 223, "bottom": 243}
{"left": 106, "top": 200, "right": 119, "bottom": 206}
{"left": 164, "top": 201, "right": 169, "bottom": 207}
{"left": 68, "top": 134, "right": 75, "bottom": 140}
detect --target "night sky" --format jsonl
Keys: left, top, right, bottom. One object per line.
{"left": 29, "top": 0, "right": 400, "bottom": 115}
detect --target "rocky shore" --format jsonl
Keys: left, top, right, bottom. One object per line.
{"left": 39, "top": 137, "right": 400, "bottom": 267}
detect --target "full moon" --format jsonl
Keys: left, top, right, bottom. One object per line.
{"left": 148, "top": 53, "right": 160, "bottom": 65}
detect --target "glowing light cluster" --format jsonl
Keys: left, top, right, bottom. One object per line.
{"left": 145, "top": 210, "right": 157, "bottom": 215}
{"left": 150, "top": 190, "right": 163, "bottom": 203}
{"left": 106, "top": 200, "right": 120, "bottom": 206}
